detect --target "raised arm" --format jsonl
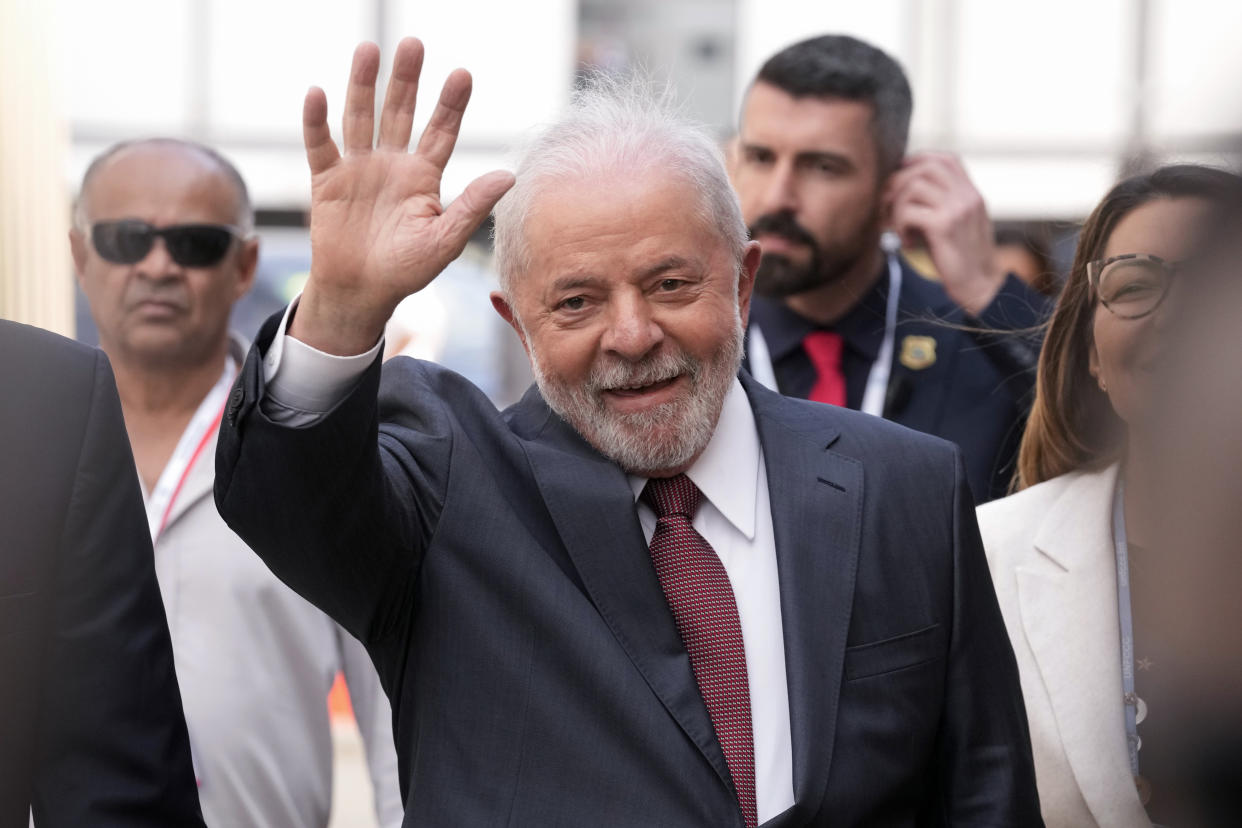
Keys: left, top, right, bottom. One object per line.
{"left": 215, "top": 38, "right": 512, "bottom": 645}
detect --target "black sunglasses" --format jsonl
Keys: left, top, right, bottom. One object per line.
{"left": 90, "top": 220, "right": 246, "bottom": 268}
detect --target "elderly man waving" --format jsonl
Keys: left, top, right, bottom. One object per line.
{"left": 216, "top": 38, "right": 1041, "bottom": 827}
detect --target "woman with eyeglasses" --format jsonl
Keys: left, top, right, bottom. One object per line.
{"left": 976, "top": 164, "right": 1242, "bottom": 828}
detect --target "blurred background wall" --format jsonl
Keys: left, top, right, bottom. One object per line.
{"left": 7, "top": 0, "right": 1242, "bottom": 383}
{"left": 1, "top": 0, "right": 73, "bottom": 335}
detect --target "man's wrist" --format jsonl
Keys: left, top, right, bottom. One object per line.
{"left": 948, "top": 270, "right": 1005, "bottom": 318}
{"left": 290, "top": 287, "right": 389, "bottom": 357}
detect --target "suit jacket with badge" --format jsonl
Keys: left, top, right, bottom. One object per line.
{"left": 215, "top": 310, "right": 1042, "bottom": 827}
{"left": 746, "top": 262, "right": 1048, "bottom": 503}
{"left": 978, "top": 464, "right": 1151, "bottom": 828}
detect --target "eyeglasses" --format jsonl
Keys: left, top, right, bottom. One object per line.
{"left": 90, "top": 220, "right": 246, "bottom": 268}
{"left": 1086, "top": 253, "right": 1181, "bottom": 319}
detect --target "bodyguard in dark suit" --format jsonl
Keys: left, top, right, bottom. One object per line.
{"left": 731, "top": 35, "right": 1048, "bottom": 502}
{"left": 215, "top": 39, "right": 1041, "bottom": 826}
{"left": 0, "top": 320, "right": 203, "bottom": 827}
{"left": 746, "top": 261, "right": 1041, "bottom": 504}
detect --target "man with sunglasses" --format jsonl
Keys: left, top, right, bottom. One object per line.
{"left": 70, "top": 138, "right": 403, "bottom": 828}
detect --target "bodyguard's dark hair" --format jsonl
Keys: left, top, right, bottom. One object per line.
{"left": 754, "top": 34, "right": 912, "bottom": 174}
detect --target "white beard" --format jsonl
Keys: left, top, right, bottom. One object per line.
{"left": 528, "top": 315, "right": 744, "bottom": 476}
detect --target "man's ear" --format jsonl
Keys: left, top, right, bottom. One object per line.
{"left": 69, "top": 227, "right": 89, "bottom": 287}
{"left": 490, "top": 291, "right": 530, "bottom": 355}
{"left": 737, "top": 240, "right": 762, "bottom": 327}
{"left": 233, "top": 237, "right": 260, "bottom": 300}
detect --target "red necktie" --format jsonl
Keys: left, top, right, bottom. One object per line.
{"left": 643, "top": 475, "right": 758, "bottom": 828}
{"left": 803, "top": 330, "right": 847, "bottom": 407}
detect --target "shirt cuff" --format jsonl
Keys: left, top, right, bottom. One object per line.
{"left": 264, "top": 296, "right": 383, "bottom": 415}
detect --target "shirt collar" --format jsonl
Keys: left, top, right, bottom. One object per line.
{"left": 627, "top": 378, "right": 759, "bottom": 540}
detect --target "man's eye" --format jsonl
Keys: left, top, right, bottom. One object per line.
{"left": 659, "top": 279, "right": 684, "bottom": 292}
{"left": 807, "top": 159, "right": 843, "bottom": 176}
{"left": 558, "top": 296, "right": 586, "bottom": 311}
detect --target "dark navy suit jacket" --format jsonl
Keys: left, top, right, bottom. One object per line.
{"left": 0, "top": 320, "right": 203, "bottom": 828}
{"left": 746, "top": 264, "right": 1048, "bottom": 503}
{"left": 216, "top": 311, "right": 1042, "bottom": 827}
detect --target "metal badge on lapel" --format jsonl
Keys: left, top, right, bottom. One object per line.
{"left": 899, "top": 335, "right": 937, "bottom": 370}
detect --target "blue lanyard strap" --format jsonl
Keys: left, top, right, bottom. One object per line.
{"left": 1113, "top": 479, "right": 1141, "bottom": 776}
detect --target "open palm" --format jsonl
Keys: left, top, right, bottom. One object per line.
{"left": 294, "top": 39, "right": 514, "bottom": 355}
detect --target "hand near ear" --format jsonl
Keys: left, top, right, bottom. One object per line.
{"left": 886, "top": 153, "right": 1003, "bottom": 318}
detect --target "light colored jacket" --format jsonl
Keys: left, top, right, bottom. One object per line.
{"left": 150, "top": 336, "right": 403, "bottom": 828}
{"left": 977, "top": 464, "right": 1149, "bottom": 828}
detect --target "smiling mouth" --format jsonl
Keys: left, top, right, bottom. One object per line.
{"left": 605, "top": 376, "right": 680, "bottom": 397}
{"left": 600, "top": 376, "right": 687, "bottom": 413}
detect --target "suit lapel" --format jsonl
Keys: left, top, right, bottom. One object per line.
{"left": 744, "top": 376, "right": 860, "bottom": 820}
{"left": 1017, "top": 465, "right": 1148, "bottom": 826}
{"left": 518, "top": 400, "right": 735, "bottom": 793}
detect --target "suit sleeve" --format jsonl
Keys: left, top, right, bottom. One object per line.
{"left": 935, "top": 446, "right": 1044, "bottom": 825}
{"left": 214, "top": 310, "right": 454, "bottom": 653}
{"left": 31, "top": 351, "right": 204, "bottom": 827}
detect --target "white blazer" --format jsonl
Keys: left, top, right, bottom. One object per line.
{"left": 977, "top": 464, "right": 1150, "bottom": 828}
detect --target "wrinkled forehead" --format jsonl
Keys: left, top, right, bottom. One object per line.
{"left": 81, "top": 145, "right": 245, "bottom": 227}
{"left": 520, "top": 171, "right": 728, "bottom": 272}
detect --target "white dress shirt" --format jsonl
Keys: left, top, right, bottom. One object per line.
{"left": 263, "top": 301, "right": 796, "bottom": 822}
{"left": 140, "top": 334, "right": 404, "bottom": 828}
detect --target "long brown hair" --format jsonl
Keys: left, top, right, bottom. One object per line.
{"left": 1015, "top": 164, "right": 1242, "bottom": 490}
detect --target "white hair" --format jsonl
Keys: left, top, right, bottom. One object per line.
{"left": 492, "top": 74, "right": 747, "bottom": 295}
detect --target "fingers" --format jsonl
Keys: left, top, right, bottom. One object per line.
{"left": 416, "top": 69, "right": 473, "bottom": 172}
{"left": 438, "top": 169, "right": 516, "bottom": 254}
{"left": 303, "top": 86, "right": 340, "bottom": 175}
{"left": 890, "top": 179, "right": 942, "bottom": 212}
{"left": 891, "top": 203, "right": 937, "bottom": 249}
{"left": 343, "top": 42, "right": 381, "bottom": 153}
{"left": 888, "top": 159, "right": 949, "bottom": 203}
{"left": 378, "top": 37, "right": 425, "bottom": 151}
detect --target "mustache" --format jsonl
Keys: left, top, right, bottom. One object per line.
{"left": 586, "top": 348, "right": 699, "bottom": 395}
{"left": 748, "top": 211, "right": 820, "bottom": 252}
{"left": 125, "top": 284, "right": 188, "bottom": 311}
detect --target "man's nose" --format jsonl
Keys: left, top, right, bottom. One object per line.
{"left": 759, "top": 161, "right": 799, "bottom": 215}
{"left": 601, "top": 294, "right": 664, "bottom": 361}
{"left": 134, "top": 237, "right": 183, "bottom": 279}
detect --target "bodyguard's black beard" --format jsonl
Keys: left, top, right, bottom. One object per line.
{"left": 748, "top": 210, "right": 881, "bottom": 299}
{"left": 754, "top": 251, "right": 825, "bottom": 297}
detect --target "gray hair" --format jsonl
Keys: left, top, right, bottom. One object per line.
{"left": 492, "top": 74, "right": 748, "bottom": 295}
{"left": 74, "top": 137, "right": 254, "bottom": 233}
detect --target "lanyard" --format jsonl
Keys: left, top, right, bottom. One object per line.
{"left": 1113, "top": 478, "right": 1142, "bottom": 777}
{"left": 748, "top": 240, "right": 903, "bottom": 419}
{"left": 145, "top": 357, "right": 237, "bottom": 542}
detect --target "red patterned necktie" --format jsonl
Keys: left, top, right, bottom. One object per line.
{"left": 643, "top": 475, "right": 758, "bottom": 828}
{"left": 803, "top": 330, "right": 847, "bottom": 407}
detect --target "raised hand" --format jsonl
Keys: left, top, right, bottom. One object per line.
{"left": 292, "top": 38, "right": 515, "bottom": 355}
{"left": 885, "top": 152, "right": 1002, "bottom": 317}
